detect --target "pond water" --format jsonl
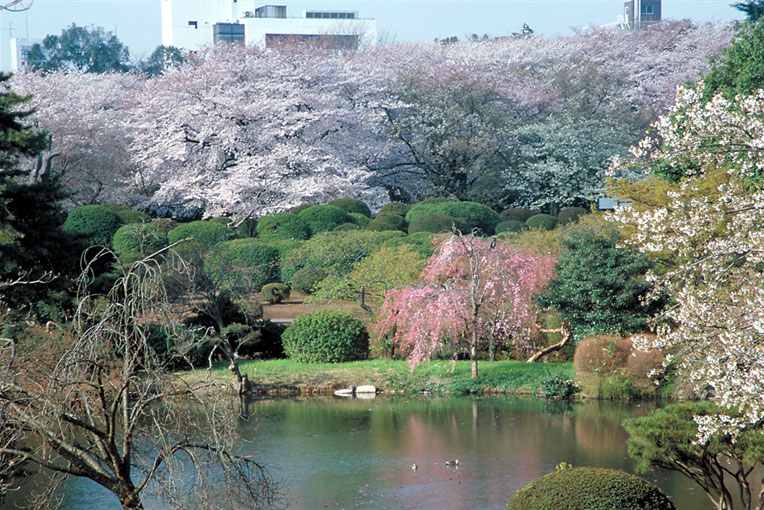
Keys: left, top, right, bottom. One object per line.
{"left": 8, "top": 396, "right": 712, "bottom": 510}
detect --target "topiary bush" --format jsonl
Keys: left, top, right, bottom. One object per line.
{"left": 262, "top": 282, "right": 291, "bottom": 304}
{"left": 112, "top": 223, "right": 169, "bottom": 264}
{"left": 256, "top": 212, "right": 311, "bottom": 240}
{"left": 282, "top": 310, "right": 369, "bottom": 363}
{"left": 499, "top": 207, "right": 539, "bottom": 223}
{"left": 408, "top": 213, "right": 467, "bottom": 234}
{"left": 63, "top": 205, "right": 124, "bottom": 247}
{"left": 367, "top": 218, "right": 400, "bottom": 231}
{"left": 495, "top": 220, "right": 526, "bottom": 234}
{"left": 506, "top": 466, "right": 675, "bottom": 510}
{"left": 374, "top": 214, "right": 406, "bottom": 231}
{"left": 347, "top": 212, "right": 371, "bottom": 229}
{"left": 104, "top": 205, "right": 149, "bottom": 225}
{"left": 208, "top": 216, "right": 232, "bottom": 225}
{"left": 328, "top": 197, "right": 371, "bottom": 217}
{"left": 334, "top": 222, "right": 360, "bottom": 231}
{"left": 557, "top": 206, "right": 588, "bottom": 225}
{"left": 167, "top": 220, "right": 232, "bottom": 248}
{"left": 289, "top": 202, "right": 314, "bottom": 215}
{"left": 378, "top": 202, "right": 410, "bottom": 217}
{"left": 405, "top": 200, "right": 500, "bottom": 235}
{"left": 206, "top": 239, "right": 280, "bottom": 291}
{"left": 297, "top": 205, "right": 350, "bottom": 235}
{"left": 526, "top": 214, "right": 558, "bottom": 231}
{"left": 289, "top": 267, "right": 328, "bottom": 294}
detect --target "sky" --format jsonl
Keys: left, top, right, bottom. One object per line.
{"left": 0, "top": 0, "right": 745, "bottom": 60}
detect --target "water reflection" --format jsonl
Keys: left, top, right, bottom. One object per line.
{"left": 8, "top": 396, "right": 713, "bottom": 510}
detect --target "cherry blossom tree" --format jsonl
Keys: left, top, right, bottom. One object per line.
{"left": 608, "top": 83, "right": 764, "bottom": 444}
{"left": 375, "top": 234, "right": 555, "bottom": 378}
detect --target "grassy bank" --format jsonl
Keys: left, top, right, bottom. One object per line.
{"left": 187, "top": 359, "right": 575, "bottom": 396}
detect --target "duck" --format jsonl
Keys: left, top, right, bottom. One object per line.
{"left": 444, "top": 459, "right": 459, "bottom": 466}
{"left": 411, "top": 463, "right": 418, "bottom": 471}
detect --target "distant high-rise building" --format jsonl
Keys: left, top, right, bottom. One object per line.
{"left": 623, "top": 0, "right": 661, "bottom": 28}
{"left": 161, "top": 1, "right": 376, "bottom": 50}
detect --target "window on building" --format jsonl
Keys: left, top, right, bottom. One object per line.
{"left": 188, "top": 20, "right": 198, "bottom": 28}
{"left": 213, "top": 23, "right": 245, "bottom": 44}
{"left": 641, "top": 4, "right": 654, "bottom": 14}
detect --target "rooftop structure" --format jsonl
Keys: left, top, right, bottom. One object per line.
{"left": 623, "top": 0, "right": 661, "bottom": 28}
{"left": 161, "top": 1, "right": 376, "bottom": 50}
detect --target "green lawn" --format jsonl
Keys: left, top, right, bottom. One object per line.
{"left": 190, "top": 358, "right": 575, "bottom": 396}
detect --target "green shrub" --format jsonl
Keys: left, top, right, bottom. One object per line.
{"left": 289, "top": 203, "right": 314, "bottom": 214}
{"left": 539, "top": 372, "right": 579, "bottom": 399}
{"left": 499, "top": 207, "right": 538, "bottom": 223}
{"left": 236, "top": 217, "right": 258, "bottom": 238}
{"left": 297, "top": 205, "right": 350, "bottom": 235}
{"left": 328, "top": 197, "right": 371, "bottom": 217}
{"left": 378, "top": 202, "right": 410, "bottom": 217}
{"left": 557, "top": 207, "right": 588, "bottom": 225}
{"left": 334, "top": 222, "right": 360, "bottom": 231}
{"left": 405, "top": 201, "right": 500, "bottom": 234}
{"left": 104, "top": 205, "right": 149, "bottom": 225}
{"left": 256, "top": 212, "right": 311, "bottom": 240}
{"left": 208, "top": 216, "right": 232, "bottom": 225}
{"left": 382, "top": 231, "right": 437, "bottom": 258}
{"left": 152, "top": 218, "right": 178, "bottom": 234}
{"left": 112, "top": 223, "right": 169, "bottom": 264}
{"left": 63, "top": 205, "right": 124, "bottom": 247}
{"left": 290, "top": 267, "right": 328, "bottom": 294}
{"left": 506, "top": 466, "right": 675, "bottom": 510}
{"left": 347, "top": 212, "right": 371, "bottom": 229}
{"left": 167, "top": 220, "right": 232, "bottom": 247}
{"left": 282, "top": 310, "right": 369, "bottom": 363}
{"left": 262, "top": 282, "right": 291, "bottom": 304}
{"left": 281, "top": 230, "right": 403, "bottom": 283}
{"left": 367, "top": 218, "right": 400, "bottom": 231}
{"left": 374, "top": 214, "right": 406, "bottom": 231}
{"left": 408, "top": 214, "right": 467, "bottom": 234}
{"left": 526, "top": 214, "right": 558, "bottom": 231}
{"left": 206, "top": 239, "right": 280, "bottom": 291}
{"left": 495, "top": 220, "right": 526, "bottom": 234}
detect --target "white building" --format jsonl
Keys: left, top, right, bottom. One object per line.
{"left": 10, "top": 37, "right": 39, "bottom": 71}
{"left": 161, "top": 1, "right": 376, "bottom": 50}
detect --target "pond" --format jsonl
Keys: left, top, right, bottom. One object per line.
{"left": 8, "top": 396, "right": 712, "bottom": 509}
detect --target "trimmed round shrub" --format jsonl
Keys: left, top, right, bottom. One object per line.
{"left": 506, "top": 467, "right": 675, "bottom": 510}
{"left": 262, "top": 282, "right": 291, "bottom": 304}
{"left": 282, "top": 310, "right": 369, "bottom": 363}
{"left": 374, "top": 214, "right": 406, "bottom": 231}
{"left": 378, "top": 202, "right": 410, "bottom": 217}
{"left": 495, "top": 220, "right": 526, "bottom": 234}
{"left": 558, "top": 206, "right": 588, "bottom": 225}
{"left": 112, "top": 223, "right": 169, "bottom": 264}
{"left": 405, "top": 201, "right": 500, "bottom": 235}
{"left": 208, "top": 216, "right": 232, "bottom": 225}
{"left": 104, "top": 205, "right": 149, "bottom": 225}
{"left": 348, "top": 212, "right": 371, "bottom": 229}
{"left": 367, "top": 218, "right": 400, "bottom": 231}
{"left": 290, "top": 267, "right": 328, "bottom": 294}
{"left": 334, "top": 222, "right": 360, "bottom": 231}
{"left": 167, "top": 220, "right": 232, "bottom": 247}
{"left": 297, "top": 205, "right": 350, "bottom": 235}
{"left": 382, "top": 231, "right": 436, "bottom": 258}
{"left": 499, "top": 207, "right": 538, "bottom": 223}
{"left": 256, "top": 212, "right": 311, "bottom": 241}
{"left": 289, "top": 203, "right": 315, "bottom": 215}
{"left": 328, "top": 197, "right": 371, "bottom": 217}
{"left": 507, "top": 467, "right": 676, "bottom": 510}
{"left": 408, "top": 214, "right": 468, "bottom": 234}
{"left": 206, "top": 239, "right": 280, "bottom": 291}
{"left": 526, "top": 214, "right": 558, "bottom": 231}
{"left": 63, "top": 205, "right": 124, "bottom": 247}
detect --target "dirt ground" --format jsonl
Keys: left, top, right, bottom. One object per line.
{"left": 259, "top": 291, "right": 371, "bottom": 322}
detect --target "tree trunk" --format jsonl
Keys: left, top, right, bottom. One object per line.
{"left": 471, "top": 330, "right": 479, "bottom": 379}
{"left": 526, "top": 323, "right": 571, "bottom": 363}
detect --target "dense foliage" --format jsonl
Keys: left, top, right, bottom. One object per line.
{"left": 536, "top": 225, "right": 661, "bottom": 337}
{"left": 112, "top": 223, "right": 169, "bottom": 264}
{"left": 62, "top": 204, "right": 123, "bottom": 247}
{"left": 282, "top": 310, "right": 369, "bottom": 363}
{"left": 256, "top": 212, "right": 311, "bottom": 241}
{"left": 506, "top": 466, "right": 675, "bottom": 510}
{"left": 297, "top": 205, "right": 351, "bottom": 236}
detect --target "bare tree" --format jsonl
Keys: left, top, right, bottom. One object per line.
{"left": 0, "top": 246, "right": 279, "bottom": 509}
{"left": 0, "top": 0, "right": 32, "bottom": 11}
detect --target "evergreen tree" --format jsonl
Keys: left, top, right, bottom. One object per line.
{"left": 732, "top": 0, "right": 764, "bottom": 22}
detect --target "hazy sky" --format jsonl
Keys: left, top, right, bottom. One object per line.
{"left": 0, "top": 0, "right": 744, "bottom": 60}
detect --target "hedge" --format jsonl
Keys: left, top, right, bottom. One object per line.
{"left": 405, "top": 200, "right": 500, "bottom": 235}
{"left": 282, "top": 310, "right": 369, "bottom": 363}
{"left": 526, "top": 214, "right": 558, "bottom": 231}
{"left": 297, "top": 205, "right": 351, "bottom": 235}
{"left": 256, "top": 212, "right": 311, "bottom": 240}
